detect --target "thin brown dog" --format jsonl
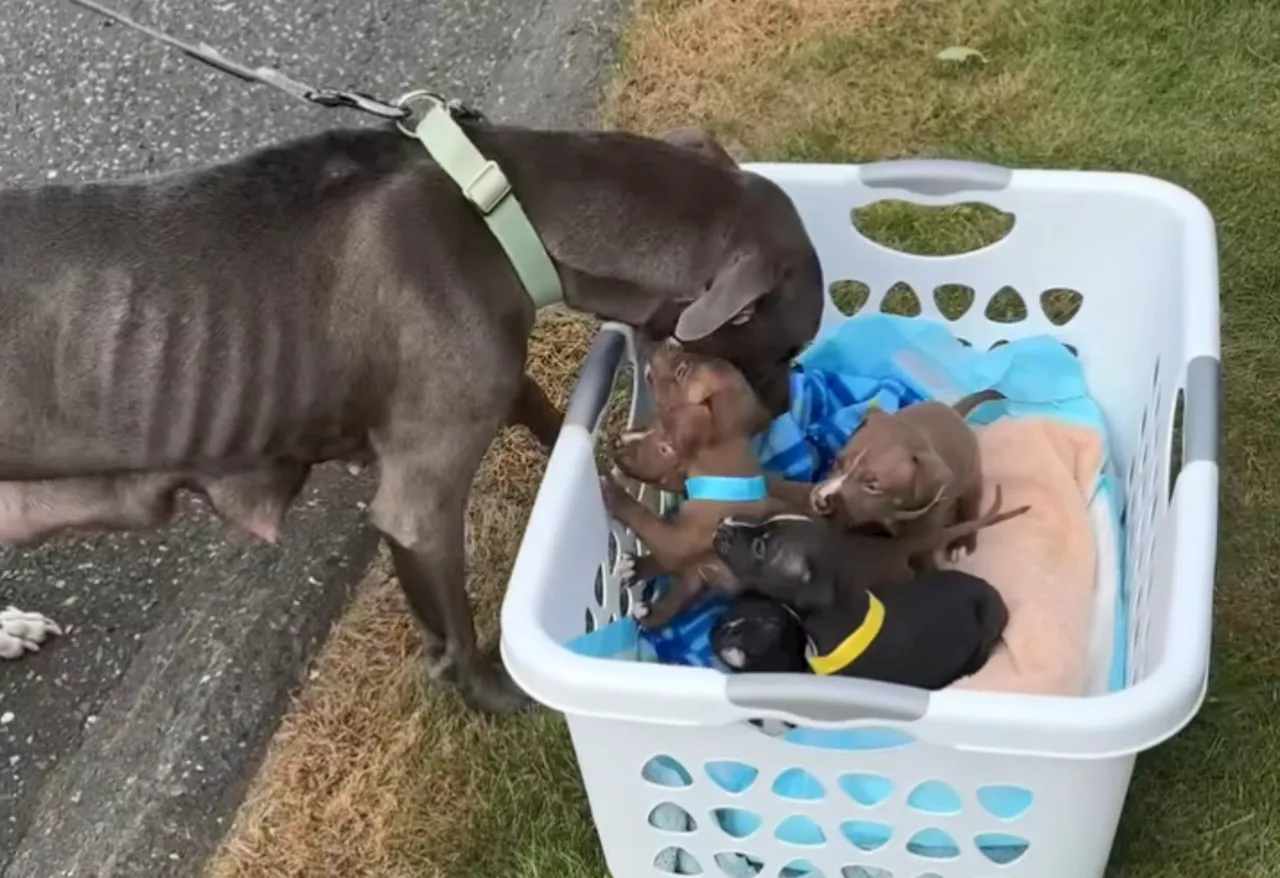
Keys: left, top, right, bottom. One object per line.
{"left": 601, "top": 342, "right": 789, "bottom": 628}
{"left": 809, "top": 389, "right": 1012, "bottom": 568}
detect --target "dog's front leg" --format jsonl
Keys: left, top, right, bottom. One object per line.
{"left": 507, "top": 374, "right": 563, "bottom": 450}
{"left": 372, "top": 423, "right": 529, "bottom": 715}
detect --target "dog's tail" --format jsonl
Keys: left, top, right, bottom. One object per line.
{"left": 898, "top": 485, "right": 1030, "bottom": 555}
{"left": 953, "top": 388, "right": 1006, "bottom": 420}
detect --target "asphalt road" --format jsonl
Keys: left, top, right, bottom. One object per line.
{"left": 0, "top": 0, "right": 621, "bottom": 874}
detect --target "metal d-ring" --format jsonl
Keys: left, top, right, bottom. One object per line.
{"left": 393, "top": 89, "right": 448, "bottom": 137}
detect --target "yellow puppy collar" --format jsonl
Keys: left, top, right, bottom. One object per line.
{"left": 806, "top": 593, "right": 886, "bottom": 676}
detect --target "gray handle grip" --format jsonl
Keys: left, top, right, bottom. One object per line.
{"left": 564, "top": 328, "right": 628, "bottom": 430}
{"left": 726, "top": 673, "right": 929, "bottom": 723}
{"left": 858, "top": 158, "right": 1012, "bottom": 196}
{"left": 1183, "top": 355, "right": 1222, "bottom": 466}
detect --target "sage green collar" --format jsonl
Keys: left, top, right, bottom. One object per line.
{"left": 408, "top": 103, "right": 565, "bottom": 309}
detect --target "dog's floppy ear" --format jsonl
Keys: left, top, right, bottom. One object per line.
{"left": 675, "top": 252, "right": 775, "bottom": 342}
{"left": 663, "top": 127, "right": 736, "bottom": 167}
{"left": 911, "top": 446, "right": 954, "bottom": 499}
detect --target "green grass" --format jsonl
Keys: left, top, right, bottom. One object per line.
{"left": 596, "top": 0, "right": 1276, "bottom": 875}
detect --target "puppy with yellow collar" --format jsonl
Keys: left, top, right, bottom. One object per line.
{"left": 711, "top": 512, "right": 1008, "bottom": 688}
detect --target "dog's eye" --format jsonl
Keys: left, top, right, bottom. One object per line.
{"left": 863, "top": 478, "right": 883, "bottom": 496}
{"left": 751, "top": 536, "right": 767, "bottom": 558}
{"left": 674, "top": 362, "right": 690, "bottom": 381}
{"left": 658, "top": 442, "right": 675, "bottom": 457}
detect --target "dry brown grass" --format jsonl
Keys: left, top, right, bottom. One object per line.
{"left": 205, "top": 310, "right": 601, "bottom": 878}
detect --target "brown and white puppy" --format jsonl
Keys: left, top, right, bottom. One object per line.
{"left": 809, "top": 389, "right": 1006, "bottom": 568}
{"left": 601, "top": 343, "right": 786, "bottom": 628}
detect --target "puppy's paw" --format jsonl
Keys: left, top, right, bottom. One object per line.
{"left": 631, "top": 598, "right": 651, "bottom": 622}
{"left": 617, "top": 552, "right": 638, "bottom": 587}
{"left": 0, "top": 606, "right": 62, "bottom": 659}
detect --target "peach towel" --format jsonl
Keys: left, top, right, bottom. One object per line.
{"left": 944, "top": 416, "right": 1104, "bottom": 697}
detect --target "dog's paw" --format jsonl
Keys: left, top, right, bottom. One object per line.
{"left": 0, "top": 606, "right": 62, "bottom": 660}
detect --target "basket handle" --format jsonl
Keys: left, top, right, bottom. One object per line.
{"left": 858, "top": 158, "right": 1012, "bottom": 197}
{"left": 726, "top": 673, "right": 929, "bottom": 723}
{"left": 1184, "top": 355, "right": 1221, "bottom": 466}
{"left": 564, "top": 326, "right": 630, "bottom": 431}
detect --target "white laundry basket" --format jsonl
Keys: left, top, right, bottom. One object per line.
{"left": 500, "top": 159, "right": 1221, "bottom": 878}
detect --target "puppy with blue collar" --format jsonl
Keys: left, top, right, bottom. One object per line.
{"left": 710, "top": 512, "right": 1009, "bottom": 688}
{"left": 600, "top": 341, "right": 800, "bottom": 629}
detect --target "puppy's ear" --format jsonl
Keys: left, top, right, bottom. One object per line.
{"left": 911, "top": 446, "right": 954, "bottom": 498}
{"left": 662, "top": 127, "right": 736, "bottom": 167}
{"left": 792, "top": 569, "right": 837, "bottom": 613}
{"left": 660, "top": 403, "right": 714, "bottom": 457}
{"left": 675, "top": 252, "right": 775, "bottom": 342}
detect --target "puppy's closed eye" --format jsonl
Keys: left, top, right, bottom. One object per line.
{"left": 751, "top": 536, "right": 767, "bottom": 559}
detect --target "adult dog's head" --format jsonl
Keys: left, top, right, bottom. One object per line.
{"left": 657, "top": 129, "right": 824, "bottom": 417}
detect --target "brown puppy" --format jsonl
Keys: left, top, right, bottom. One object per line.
{"left": 611, "top": 421, "right": 813, "bottom": 510}
{"left": 601, "top": 343, "right": 785, "bottom": 628}
{"left": 809, "top": 389, "right": 1008, "bottom": 568}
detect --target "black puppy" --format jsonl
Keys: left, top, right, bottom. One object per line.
{"left": 710, "top": 593, "right": 808, "bottom": 673}
{"left": 712, "top": 513, "right": 1008, "bottom": 689}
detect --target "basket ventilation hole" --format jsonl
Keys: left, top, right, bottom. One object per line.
{"left": 1169, "top": 386, "right": 1186, "bottom": 501}
{"left": 906, "top": 828, "right": 960, "bottom": 860}
{"left": 838, "top": 773, "right": 894, "bottom": 806}
{"left": 619, "top": 587, "right": 633, "bottom": 617}
{"left": 779, "top": 860, "right": 823, "bottom": 878}
{"left": 956, "top": 337, "right": 972, "bottom": 348}
{"left": 977, "top": 785, "right": 1034, "bottom": 819}
{"left": 607, "top": 529, "right": 620, "bottom": 569}
{"left": 654, "top": 846, "right": 702, "bottom": 874}
{"left": 984, "top": 286, "right": 1027, "bottom": 323}
{"left": 705, "top": 760, "right": 758, "bottom": 793}
{"left": 988, "top": 339, "right": 1009, "bottom": 351}
{"left": 905, "top": 780, "right": 962, "bottom": 815}
{"left": 648, "top": 803, "right": 697, "bottom": 833}
{"left": 976, "top": 832, "right": 1030, "bottom": 865}
{"left": 1040, "top": 287, "right": 1083, "bottom": 325}
{"left": 715, "top": 853, "right": 764, "bottom": 877}
{"left": 593, "top": 565, "right": 606, "bottom": 608}
{"left": 830, "top": 280, "right": 872, "bottom": 316}
{"left": 933, "top": 284, "right": 975, "bottom": 321}
{"left": 772, "top": 768, "right": 825, "bottom": 800}
{"left": 642, "top": 755, "right": 693, "bottom": 788}
{"left": 1062, "top": 342, "right": 1079, "bottom": 357}
{"left": 850, "top": 200, "right": 1015, "bottom": 256}
{"left": 583, "top": 609, "right": 596, "bottom": 634}
{"left": 840, "top": 821, "right": 892, "bottom": 851}
{"left": 880, "top": 282, "right": 922, "bottom": 317}
{"left": 776, "top": 815, "right": 826, "bottom": 846}
{"left": 841, "top": 868, "right": 892, "bottom": 878}
{"left": 713, "top": 808, "right": 762, "bottom": 839}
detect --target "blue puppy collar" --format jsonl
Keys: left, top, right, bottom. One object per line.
{"left": 684, "top": 475, "right": 769, "bottom": 502}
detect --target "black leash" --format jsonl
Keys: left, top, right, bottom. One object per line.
{"left": 64, "top": 0, "right": 481, "bottom": 123}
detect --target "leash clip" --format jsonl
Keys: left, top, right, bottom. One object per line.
{"left": 393, "top": 89, "right": 487, "bottom": 136}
